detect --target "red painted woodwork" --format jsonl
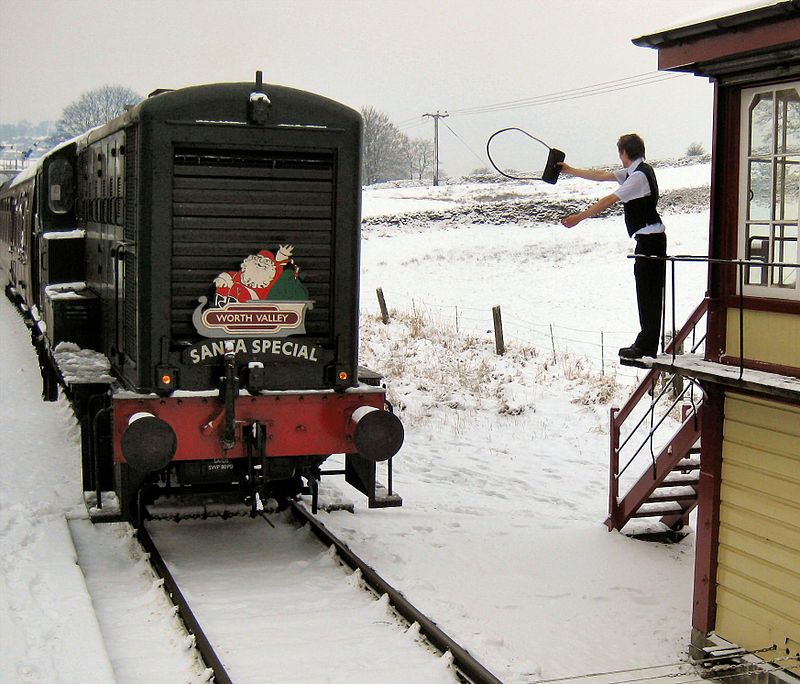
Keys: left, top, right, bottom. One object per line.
{"left": 112, "top": 390, "right": 387, "bottom": 463}
{"left": 691, "top": 385, "right": 724, "bottom": 633}
{"left": 656, "top": 19, "right": 800, "bottom": 72}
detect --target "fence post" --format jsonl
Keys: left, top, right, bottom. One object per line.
{"left": 376, "top": 288, "right": 389, "bottom": 324}
{"left": 492, "top": 306, "right": 505, "bottom": 356}
{"left": 549, "top": 324, "right": 556, "bottom": 362}
{"left": 601, "top": 331, "right": 605, "bottom": 376}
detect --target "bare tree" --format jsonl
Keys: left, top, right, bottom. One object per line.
{"left": 361, "top": 106, "right": 407, "bottom": 184}
{"left": 397, "top": 136, "right": 434, "bottom": 182}
{"left": 54, "top": 85, "right": 142, "bottom": 141}
{"left": 409, "top": 138, "right": 433, "bottom": 181}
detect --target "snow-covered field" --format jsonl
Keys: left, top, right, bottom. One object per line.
{"left": 1, "top": 161, "right": 711, "bottom": 683}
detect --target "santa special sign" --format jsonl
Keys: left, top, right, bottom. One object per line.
{"left": 192, "top": 245, "right": 314, "bottom": 339}
{"left": 183, "top": 337, "right": 327, "bottom": 366}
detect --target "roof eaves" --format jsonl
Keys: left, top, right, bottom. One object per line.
{"left": 633, "top": 0, "right": 800, "bottom": 48}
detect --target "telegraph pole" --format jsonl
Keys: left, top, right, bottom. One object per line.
{"left": 422, "top": 111, "right": 448, "bottom": 186}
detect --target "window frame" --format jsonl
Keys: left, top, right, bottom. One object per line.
{"left": 738, "top": 81, "right": 800, "bottom": 301}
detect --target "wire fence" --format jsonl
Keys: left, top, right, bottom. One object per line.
{"left": 522, "top": 642, "right": 798, "bottom": 683}
{"left": 362, "top": 287, "right": 662, "bottom": 383}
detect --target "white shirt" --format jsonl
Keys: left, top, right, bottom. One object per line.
{"left": 612, "top": 158, "right": 666, "bottom": 235}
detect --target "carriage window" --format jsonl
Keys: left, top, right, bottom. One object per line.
{"left": 48, "top": 157, "right": 75, "bottom": 214}
{"left": 740, "top": 83, "right": 800, "bottom": 299}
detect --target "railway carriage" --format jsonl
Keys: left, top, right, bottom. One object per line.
{"left": 0, "top": 74, "right": 403, "bottom": 521}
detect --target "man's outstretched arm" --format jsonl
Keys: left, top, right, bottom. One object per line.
{"left": 561, "top": 192, "right": 619, "bottom": 228}
{"left": 559, "top": 162, "right": 617, "bottom": 182}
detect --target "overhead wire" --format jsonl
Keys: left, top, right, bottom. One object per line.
{"left": 449, "top": 70, "right": 665, "bottom": 112}
{"left": 441, "top": 121, "right": 487, "bottom": 167}
{"left": 397, "top": 116, "right": 428, "bottom": 130}
{"left": 397, "top": 70, "right": 686, "bottom": 132}
{"left": 449, "top": 71, "right": 685, "bottom": 117}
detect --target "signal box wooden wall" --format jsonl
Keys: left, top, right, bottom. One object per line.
{"left": 634, "top": 1, "right": 800, "bottom": 672}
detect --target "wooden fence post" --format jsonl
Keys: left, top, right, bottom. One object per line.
{"left": 492, "top": 306, "right": 505, "bottom": 356}
{"left": 601, "top": 331, "right": 605, "bottom": 376}
{"left": 376, "top": 288, "right": 389, "bottom": 324}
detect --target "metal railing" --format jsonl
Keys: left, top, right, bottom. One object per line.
{"left": 640, "top": 253, "right": 798, "bottom": 379}
{"left": 608, "top": 299, "right": 707, "bottom": 529}
{"left": 608, "top": 251, "right": 798, "bottom": 530}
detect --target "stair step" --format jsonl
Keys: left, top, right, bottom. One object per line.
{"left": 631, "top": 501, "right": 685, "bottom": 517}
{"left": 662, "top": 472, "right": 700, "bottom": 486}
{"left": 646, "top": 493, "right": 697, "bottom": 504}
{"left": 651, "top": 483, "right": 698, "bottom": 495}
{"left": 672, "top": 459, "right": 700, "bottom": 472}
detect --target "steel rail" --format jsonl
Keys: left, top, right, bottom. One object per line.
{"left": 136, "top": 521, "right": 233, "bottom": 684}
{"left": 137, "top": 502, "right": 502, "bottom": 683}
{"left": 289, "top": 501, "right": 504, "bottom": 684}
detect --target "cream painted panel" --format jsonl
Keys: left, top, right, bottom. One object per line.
{"left": 726, "top": 308, "right": 800, "bottom": 368}
{"left": 717, "top": 393, "right": 800, "bottom": 654}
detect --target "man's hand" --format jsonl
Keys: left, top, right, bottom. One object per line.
{"left": 561, "top": 213, "right": 583, "bottom": 229}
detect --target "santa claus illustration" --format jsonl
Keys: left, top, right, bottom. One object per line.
{"left": 213, "top": 245, "right": 294, "bottom": 305}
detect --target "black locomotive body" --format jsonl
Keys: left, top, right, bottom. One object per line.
{"left": 0, "top": 76, "right": 403, "bottom": 520}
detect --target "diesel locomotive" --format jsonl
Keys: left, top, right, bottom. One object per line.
{"left": 0, "top": 73, "right": 403, "bottom": 521}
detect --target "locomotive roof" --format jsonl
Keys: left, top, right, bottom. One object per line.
{"left": 2, "top": 81, "right": 361, "bottom": 192}
{"left": 82, "top": 81, "right": 361, "bottom": 147}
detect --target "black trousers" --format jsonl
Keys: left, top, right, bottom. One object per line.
{"left": 633, "top": 232, "right": 667, "bottom": 355}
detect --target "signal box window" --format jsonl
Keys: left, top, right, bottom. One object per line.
{"left": 739, "top": 83, "right": 799, "bottom": 299}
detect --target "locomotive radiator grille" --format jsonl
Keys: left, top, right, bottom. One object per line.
{"left": 170, "top": 148, "right": 335, "bottom": 340}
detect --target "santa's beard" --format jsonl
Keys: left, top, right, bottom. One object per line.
{"left": 241, "top": 256, "right": 277, "bottom": 288}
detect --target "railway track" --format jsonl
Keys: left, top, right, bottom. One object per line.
{"left": 136, "top": 502, "right": 502, "bottom": 684}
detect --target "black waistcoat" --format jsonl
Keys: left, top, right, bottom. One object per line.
{"left": 622, "top": 162, "right": 662, "bottom": 237}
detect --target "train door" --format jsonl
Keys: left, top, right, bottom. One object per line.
{"left": 7, "top": 195, "right": 19, "bottom": 287}
{"left": 29, "top": 180, "right": 40, "bottom": 309}
{"left": 11, "top": 189, "right": 31, "bottom": 298}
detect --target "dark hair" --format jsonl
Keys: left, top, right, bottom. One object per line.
{"left": 617, "top": 133, "right": 645, "bottom": 159}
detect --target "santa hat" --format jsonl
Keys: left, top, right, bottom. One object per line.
{"left": 254, "top": 250, "right": 276, "bottom": 264}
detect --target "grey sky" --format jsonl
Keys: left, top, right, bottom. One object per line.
{"left": 1, "top": 0, "right": 751, "bottom": 174}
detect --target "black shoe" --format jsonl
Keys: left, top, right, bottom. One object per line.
{"left": 618, "top": 345, "right": 653, "bottom": 359}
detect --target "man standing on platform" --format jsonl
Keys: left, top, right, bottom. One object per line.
{"left": 560, "top": 133, "right": 666, "bottom": 359}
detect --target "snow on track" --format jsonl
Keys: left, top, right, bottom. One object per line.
{"left": 68, "top": 519, "right": 210, "bottom": 683}
{"left": 145, "top": 514, "right": 458, "bottom": 684}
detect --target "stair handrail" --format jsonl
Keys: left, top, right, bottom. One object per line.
{"left": 613, "top": 298, "right": 709, "bottom": 427}
{"left": 608, "top": 299, "right": 709, "bottom": 530}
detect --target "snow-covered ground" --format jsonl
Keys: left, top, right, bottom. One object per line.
{"left": 1, "top": 161, "right": 711, "bottom": 683}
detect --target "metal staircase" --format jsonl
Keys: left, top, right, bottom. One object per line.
{"left": 606, "top": 300, "right": 709, "bottom": 536}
